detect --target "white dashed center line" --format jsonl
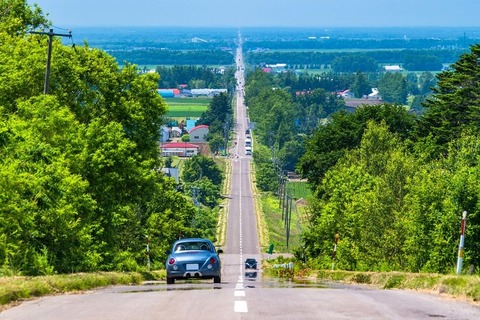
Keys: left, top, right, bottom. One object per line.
{"left": 234, "top": 157, "right": 248, "bottom": 313}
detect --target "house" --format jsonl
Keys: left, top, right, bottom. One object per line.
{"left": 190, "top": 89, "right": 227, "bottom": 97}
{"left": 336, "top": 89, "right": 354, "bottom": 98}
{"left": 368, "top": 88, "right": 381, "bottom": 99}
{"left": 161, "top": 142, "right": 200, "bottom": 157}
{"left": 157, "top": 88, "right": 181, "bottom": 98}
{"left": 170, "top": 127, "right": 183, "bottom": 138}
{"left": 384, "top": 65, "right": 402, "bottom": 72}
{"left": 160, "top": 126, "right": 170, "bottom": 142}
{"left": 189, "top": 125, "right": 209, "bottom": 143}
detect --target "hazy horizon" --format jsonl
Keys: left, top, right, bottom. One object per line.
{"left": 30, "top": 0, "right": 480, "bottom": 29}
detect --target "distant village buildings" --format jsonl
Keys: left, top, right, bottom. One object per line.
{"left": 161, "top": 142, "right": 200, "bottom": 157}
{"left": 156, "top": 88, "right": 227, "bottom": 98}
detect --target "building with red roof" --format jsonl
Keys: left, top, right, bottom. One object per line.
{"left": 161, "top": 142, "right": 200, "bottom": 157}
{"left": 188, "top": 125, "right": 209, "bottom": 143}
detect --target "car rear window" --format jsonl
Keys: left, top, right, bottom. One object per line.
{"left": 175, "top": 242, "right": 211, "bottom": 252}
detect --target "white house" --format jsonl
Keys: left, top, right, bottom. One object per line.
{"left": 161, "top": 142, "right": 200, "bottom": 157}
{"left": 160, "top": 126, "right": 169, "bottom": 142}
{"left": 384, "top": 65, "right": 402, "bottom": 71}
{"left": 190, "top": 89, "right": 227, "bottom": 97}
{"left": 189, "top": 125, "right": 209, "bottom": 143}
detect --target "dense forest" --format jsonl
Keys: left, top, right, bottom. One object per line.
{"left": 245, "top": 43, "right": 480, "bottom": 273}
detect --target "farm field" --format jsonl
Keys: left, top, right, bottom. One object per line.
{"left": 164, "top": 97, "right": 211, "bottom": 118}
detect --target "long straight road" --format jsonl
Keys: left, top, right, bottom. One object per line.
{"left": 2, "top": 33, "right": 480, "bottom": 320}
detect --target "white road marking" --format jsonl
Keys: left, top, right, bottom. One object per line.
{"left": 234, "top": 301, "right": 248, "bottom": 313}
{"left": 233, "top": 50, "right": 248, "bottom": 315}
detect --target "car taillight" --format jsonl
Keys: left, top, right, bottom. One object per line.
{"left": 168, "top": 258, "right": 175, "bottom": 265}
{"left": 209, "top": 257, "right": 217, "bottom": 264}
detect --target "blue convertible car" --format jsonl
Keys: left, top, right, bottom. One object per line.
{"left": 165, "top": 238, "right": 223, "bottom": 284}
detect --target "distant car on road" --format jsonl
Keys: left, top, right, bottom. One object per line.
{"left": 165, "top": 238, "right": 223, "bottom": 284}
{"left": 245, "top": 258, "right": 258, "bottom": 269}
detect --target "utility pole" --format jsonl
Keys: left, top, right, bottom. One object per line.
{"left": 456, "top": 210, "right": 467, "bottom": 274}
{"left": 30, "top": 28, "right": 72, "bottom": 94}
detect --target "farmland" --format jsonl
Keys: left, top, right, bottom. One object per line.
{"left": 164, "top": 97, "right": 211, "bottom": 118}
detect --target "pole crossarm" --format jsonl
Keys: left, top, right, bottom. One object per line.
{"left": 29, "top": 28, "right": 72, "bottom": 94}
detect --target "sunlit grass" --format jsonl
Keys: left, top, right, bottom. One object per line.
{"left": 0, "top": 271, "right": 165, "bottom": 308}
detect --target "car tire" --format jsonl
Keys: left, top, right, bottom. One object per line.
{"left": 213, "top": 276, "right": 221, "bottom": 283}
{"left": 166, "top": 277, "right": 175, "bottom": 284}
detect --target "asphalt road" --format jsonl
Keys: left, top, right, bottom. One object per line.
{"left": 1, "top": 32, "right": 480, "bottom": 320}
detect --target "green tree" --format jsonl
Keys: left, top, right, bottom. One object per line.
{"left": 378, "top": 72, "right": 408, "bottom": 104}
{"left": 417, "top": 45, "right": 480, "bottom": 149}
{"left": 351, "top": 72, "right": 371, "bottom": 98}
{"left": 418, "top": 71, "right": 437, "bottom": 95}
{"left": 298, "top": 105, "right": 415, "bottom": 190}
{"left": 182, "top": 155, "right": 223, "bottom": 186}
{"left": 302, "top": 122, "right": 416, "bottom": 271}
{"left": 0, "top": 0, "right": 48, "bottom": 35}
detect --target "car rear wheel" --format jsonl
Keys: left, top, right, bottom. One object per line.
{"left": 166, "top": 277, "right": 175, "bottom": 284}
{"left": 213, "top": 276, "right": 221, "bottom": 283}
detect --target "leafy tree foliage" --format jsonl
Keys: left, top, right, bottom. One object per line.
{"left": 378, "top": 72, "right": 408, "bottom": 104}
{"left": 351, "top": 72, "right": 371, "bottom": 98}
{"left": 181, "top": 156, "right": 223, "bottom": 210}
{"left": 0, "top": 0, "right": 48, "bottom": 35}
{"left": 0, "top": 1, "right": 214, "bottom": 274}
{"left": 182, "top": 155, "right": 223, "bottom": 186}
{"left": 298, "top": 105, "right": 416, "bottom": 190}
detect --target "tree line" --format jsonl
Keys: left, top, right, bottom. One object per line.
{"left": 245, "top": 43, "right": 480, "bottom": 274}
{"left": 110, "top": 49, "right": 234, "bottom": 66}
{"left": 156, "top": 65, "right": 236, "bottom": 89}
{"left": 246, "top": 49, "right": 464, "bottom": 72}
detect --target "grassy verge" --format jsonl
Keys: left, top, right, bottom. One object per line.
{"left": 0, "top": 271, "right": 165, "bottom": 309}
{"left": 264, "top": 257, "right": 480, "bottom": 303}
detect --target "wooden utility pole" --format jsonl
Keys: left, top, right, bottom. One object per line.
{"left": 30, "top": 28, "right": 72, "bottom": 94}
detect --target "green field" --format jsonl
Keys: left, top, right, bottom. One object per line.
{"left": 286, "top": 181, "right": 311, "bottom": 200}
{"left": 164, "top": 97, "right": 211, "bottom": 118}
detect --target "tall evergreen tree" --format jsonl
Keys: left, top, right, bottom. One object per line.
{"left": 417, "top": 44, "right": 480, "bottom": 148}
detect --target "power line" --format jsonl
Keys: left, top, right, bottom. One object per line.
{"left": 29, "top": 28, "right": 72, "bottom": 94}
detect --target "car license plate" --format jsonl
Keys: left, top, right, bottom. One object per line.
{"left": 186, "top": 264, "right": 199, "bottom": 270}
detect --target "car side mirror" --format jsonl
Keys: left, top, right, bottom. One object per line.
{"left": 165, "top": 250, "right": 171, "bottom": 255}
{"left": 217, "top": 249, "right": 224, "bottom": 254}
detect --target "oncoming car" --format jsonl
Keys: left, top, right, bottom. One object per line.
{"left": 244, "top": 258, "right": 257, "bottom": 269}
{"left": 165, "top": 238, "right": 223, "bottom": 284}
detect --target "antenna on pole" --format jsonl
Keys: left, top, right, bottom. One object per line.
{"left": 29, "top": 28, "right": 72, "bottom": 94}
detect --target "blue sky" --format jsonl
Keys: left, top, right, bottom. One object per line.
{"left": 29, "top": 0, "right": 480, "bottom": 28}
